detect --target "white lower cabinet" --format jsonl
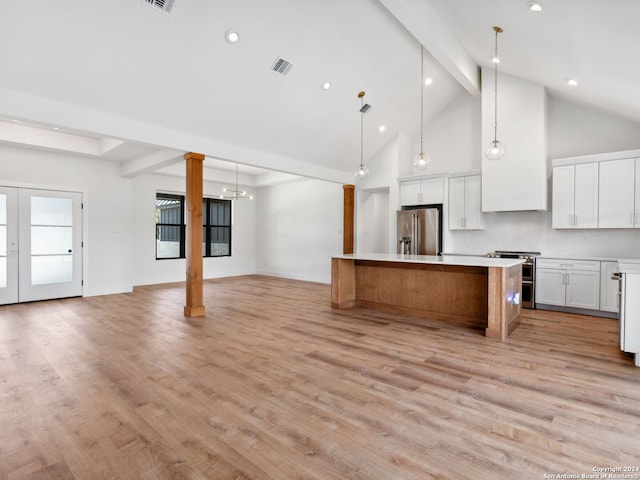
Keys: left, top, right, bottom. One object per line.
{"left": 600, "top": 261, "right": 620, "bottom": 313}
{"left": 536, "top": 268, "right": 566, "bottom": 306}
{"left": 536, "top": 259, "right": 600, "bottom": 310}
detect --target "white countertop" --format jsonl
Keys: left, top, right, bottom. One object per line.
{"left": 333, "top": 253, "right": 524, "bottom": 268}
{"left": 618, "top": 259, "right": 640, "bottom": 274}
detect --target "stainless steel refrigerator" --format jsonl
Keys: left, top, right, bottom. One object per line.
{"left": 397, "top": 207, "right": 441, "bottom": 255}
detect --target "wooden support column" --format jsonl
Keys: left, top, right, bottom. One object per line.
{"left": 184, "top": 152, "right": 206, "bottom": 317}
{"left": 343, "top": 184, "right": 355, "bottom": 254}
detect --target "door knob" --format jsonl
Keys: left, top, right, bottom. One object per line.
{"left": 68, "top": 249, "right": 72, "bottom": 253}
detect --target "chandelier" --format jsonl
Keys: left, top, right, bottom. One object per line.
{"left": 220, "top": 163, "right": 253, "bottom": 200}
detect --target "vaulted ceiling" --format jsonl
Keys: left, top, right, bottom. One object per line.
{"left": 1, "top": 0, "right": 638, "bottom": 184}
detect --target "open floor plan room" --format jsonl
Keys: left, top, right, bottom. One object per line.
{"left": 1, "top": 275, "right": 639, "bottom": 480}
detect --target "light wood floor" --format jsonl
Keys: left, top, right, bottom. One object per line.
{"left": 1, "top": 275, "right": 639, "bottom": 479}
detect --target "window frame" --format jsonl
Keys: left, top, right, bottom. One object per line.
{"left": 203, "top": 197, "right": 232, "bottom": 258}
{"left": 155, "top": 193, "right": 185, "bottom": 260}
{"left": 155, "top": 193, "right": 232, "bottom": 260}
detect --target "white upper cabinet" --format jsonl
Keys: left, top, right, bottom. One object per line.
{"left": 598, "top": 158, "right": 639, "bottom": 228}
{"left": 552, "top": 149, "right": 640, "bottom": 230}
{"left": 448, "top": 175, "right": 484, "bottom": 230}
{"left": 552, "top": 163, "right": 598, "bottom": 229}
{"left": 552, "top": 165, "right": 575, "bottom": 229}
{"left": 399, "top": 177, "right": 444, "bottom": 207}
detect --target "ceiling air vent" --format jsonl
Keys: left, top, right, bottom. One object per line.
{"left": 142, "top": 0, "right": 176, "bottom": 14}
{"left": 271, "top": 57, "right": 293, "bottom": 76}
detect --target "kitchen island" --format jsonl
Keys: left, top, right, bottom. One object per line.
{"left": 331, "top": 253, "right": 524, "bottom": 341}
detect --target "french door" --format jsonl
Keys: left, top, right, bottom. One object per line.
{"left": 0, "top": 187, "right": 18, "bottom": 304}
{"left": 0, "top": 187, "right": 82, "bottom": 305}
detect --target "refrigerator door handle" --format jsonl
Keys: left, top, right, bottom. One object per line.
{"left": 414, "top": 213, "right": 420, "bottom": 255}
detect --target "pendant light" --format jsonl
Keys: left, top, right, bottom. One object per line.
{"left": 220, "top": 163, "right": 253, "bottom": 200}
{"left": 485, "top": 26, "right": 506, "bottom": 161}
{"left": 354, "top": 91, "right": 370, "bottom": 180}
{"left": 414, "top": 45, "right": 431, "bottom": 170}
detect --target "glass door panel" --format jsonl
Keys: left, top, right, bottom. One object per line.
{"left": 18, "top": 189, "right": 82, "bottom": 302}
{"left": 0, "top": 187, "right": 18, "bottom": 305}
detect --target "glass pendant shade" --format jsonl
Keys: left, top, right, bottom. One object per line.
{"left": 485, "top": 140, "right": 506, "bottom": 161}
{"left": 355, "top": 164, "right": 370, "bottom": 180}
{"left": 414, "top": 152, "right": 431, "bottom": 170}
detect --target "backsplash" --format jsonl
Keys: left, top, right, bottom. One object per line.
{"left": 447, "top": 210, "right": 640, "bottom": 259}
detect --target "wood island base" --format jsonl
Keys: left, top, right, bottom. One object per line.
{"left": 331, "top": 256, "right": 523, "bottom": 341}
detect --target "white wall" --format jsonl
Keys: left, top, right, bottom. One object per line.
{"left": 548, "top": 97, "right": 640, "bottom": 160}
{"left": 357, "top": 189, "right": 389, "bottom": 254}
{"left": 0, "top": 145, "right": 134, "bottom": 296}
{"left": 353, "top": 84, "right": 640, "bottom": 260}
{"left": 255, "top": 178, "right": 342, "bottom": 283}
{"left": 405, "top": 93, "right": 481, "bottom": 176}
{"left": 446, "top": 94, "right": 640, "bottom": 258}
{"left": 131, "top": 173, "right": 256, "bottom": 286}
{"left": 357, "top": 135, "right": 402, "bottom": 253}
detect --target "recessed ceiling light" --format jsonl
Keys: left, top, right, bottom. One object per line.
{"left": 491, "top": 56, "right": 500, "bottom": 64}
{"left": 378, "top": 125, "right": 386, "bottom": 133}
{"left": 321, "top": 82, "right": 331, "bottom": 90}
{"left": 225, "top": 29, "right": 239, "bottom": 43}
{"left": 528, "top": 2, "right": 543, "bottom": 12}
{"left": 424, "top": 77, "right": 433, "bottom": 86}
{"left": 567, "top": 79, "right": 579, "bottom": 87}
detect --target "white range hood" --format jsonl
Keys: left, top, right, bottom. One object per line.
{"left": 481, "top": 68, "right": 548, "bottom": 212}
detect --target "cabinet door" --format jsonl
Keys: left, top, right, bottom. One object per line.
{"left": 566, "top": 270, "right": 600, "bottom": 310}
{"left": 535, "top": 268, "right": 566, "bottom": 306}
{"left": 635, "top": 158, "right": 640, "bottom": 227}
{"left": 552, "top": 165, "right": 575, "bottom": 228}
{"left": 448, "top": 177, "right": 466, "bottom": 230}
{"left": 600, "top": 261, "right": 619, "bottom": 313}
{"left": 574, "top": 162, "right": 599, "bottom": 228}
{"left": 622, "top": 273, "right": 640, "bottom": 352}
{"left": 599, "top": 158, "right": 635, "bottom": 228}
{"left": 464, "top": 175, "right": 484, "bottom": 230}
{"left": 399, "top": 181, "right": 421, "bottom": 206}
{"left": 421, "top": 178, "right": 445, "bottom": 205}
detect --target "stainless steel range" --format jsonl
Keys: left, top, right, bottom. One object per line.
{"left": 486, "top": 251, "right": 541, "bottom": 309}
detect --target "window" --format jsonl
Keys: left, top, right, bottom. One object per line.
{"left": 204, "top": 198, "right": 231, "bottom": 257}
{"left": 156, "top": 194, "right": 184, "bottom": 259}
{"left": 155, "top": 193, "right": 231, "bottom": 259}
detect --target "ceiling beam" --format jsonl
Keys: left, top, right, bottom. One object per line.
{"left": 0, "top": 87, "right": 353, "bottom": 184}
{"left": 378, "top": 0, "right": 480, "bottom": 97}
{"left": 120, "top": 149, "right": 185, "bottom": 178}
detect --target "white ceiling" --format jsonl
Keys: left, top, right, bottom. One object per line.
{"left": 0, "top": 0, "right": 638, "bottom": 183}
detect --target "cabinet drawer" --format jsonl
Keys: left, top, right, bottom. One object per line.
{"left": 536, "top": 258, "right": 600, "bottom": 271}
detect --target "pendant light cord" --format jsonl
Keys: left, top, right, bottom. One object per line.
{"left": 420, "top": 45, "right": 424, "bottom": 155}
{"left": 360, "top": 96, "right": 364, "bottom": 168}
{"left": 493, "top": 27, "right": 500, "bottom": 145}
